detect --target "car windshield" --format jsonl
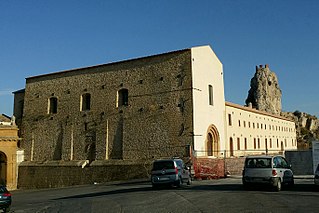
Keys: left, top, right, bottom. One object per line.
{"left": 245, "top": 158, "right": 271, "bottom": 168}
{"left": 153, "top": 161, "right": 175, "bottom": 170}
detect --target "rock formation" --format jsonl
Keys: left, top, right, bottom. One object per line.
{"left": 245, "top": 64, "right": 282, "bottom": 115}
{"left": 282, "top": 111, "right": 319, "bottom": 149}
{"left": 244, "top": 64, "right": 319, "bottom": 148}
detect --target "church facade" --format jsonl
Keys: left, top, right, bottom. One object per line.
{"left": 14, "top": 45, "right": 297, "bottom": 165}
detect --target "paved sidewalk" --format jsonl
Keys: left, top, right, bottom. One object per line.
{"left": 227, "top": 175, "right": 314, "bottom": 179}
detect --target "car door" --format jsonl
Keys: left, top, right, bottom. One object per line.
{"left": 177, "top": 160, "right": 189, "bottom": 181}
{"left": 273, "top": 157, "right": 285, "bottom": 180}
{"left": 280, "top": 157, "right": 293, "bottom": 183}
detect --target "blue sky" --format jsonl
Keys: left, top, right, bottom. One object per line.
{"left": 1, "top": 0, "right": 318, "bottom": 117}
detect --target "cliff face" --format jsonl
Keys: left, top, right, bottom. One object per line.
{"left": 245, "top": 64, "right": 282, "bottom": 115}
{"left": 281, "top": 111, "right": 319, "bottom": 149}
{"left": 245, "top": 64, "right": 319, "bottom": 148}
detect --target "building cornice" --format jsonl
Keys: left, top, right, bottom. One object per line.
{"left": 225, "top": 101, "right": 294, "bottom": 122}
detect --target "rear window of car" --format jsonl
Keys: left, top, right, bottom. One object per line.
{"left": 245, "top": 158, "right": 271, "bottom": 168}
{"left": 0, "top": 186, "right": 7, "bottom": 193}
{"left": 152, "top": 161, "right": 175, "bottom": 170}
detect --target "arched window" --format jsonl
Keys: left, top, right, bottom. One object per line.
{"left": 81, "top": 93, "right": 91, "bottom": 111}
{"left": 48, "top": 97, "right": 58, "bottom": 114}
{"left": 117, "top": 89, "right": 128, "bottom": 107}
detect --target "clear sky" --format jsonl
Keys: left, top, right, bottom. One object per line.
{"left": 1, "top": 0, "right": 318, "bottom": 117}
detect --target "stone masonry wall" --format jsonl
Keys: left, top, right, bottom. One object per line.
{"left": 21, "top": 50, "right": 193, "bottom": 162}
{"left": 18, "top": 160, "right": 153, "bottom": 189}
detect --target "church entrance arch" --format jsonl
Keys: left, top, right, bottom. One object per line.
{"left": 0, "top": 152, "right": 7, "bottom": 185}
{"left": 206, "top": 124, "right": 220, "bottom": 157}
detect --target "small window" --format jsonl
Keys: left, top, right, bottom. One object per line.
{"left": 81, "top": 93, "right": 91, "bottom": 111}
{"left": 118, "top": 89, "right": 128, "bottom": 107}
{"left": 244, "top": 138, "right": 247, "bottom": 150}
{"left": 237, "top": 138, "right": 240, "bottom": 150}
{"left": 228, "top": 114, "right": 232, "bottom": 126}
{"left": 48, "top": 97, "right": 58, "bottom": 114}
{"left": 208, "top": 85, "right": 214, "bottom": 106}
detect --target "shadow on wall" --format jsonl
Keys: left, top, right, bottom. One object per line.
{"left": 53, "top": 123, "right": 63, "bottom": 160}
{"left": 110, "top": 116, "right": 123, "bottom": 159}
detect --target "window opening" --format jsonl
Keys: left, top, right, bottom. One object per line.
{"left": 81, "top": 93, "right": 91, "bottom": 111}
{"left": 228, "top": 114, "right": 232, "bottom": 126}
{"left": 208, "top": 85, "right": 214, "bottom": 105}
{"left": 48, "top": 97, "right": 58, "bottom": 114}
{"left": 118, "top": 89, "right": 128, "bottom": 107}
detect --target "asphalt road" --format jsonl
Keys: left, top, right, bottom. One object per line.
{"left": 10, "top": 178, "right": 319, "bottom": 213}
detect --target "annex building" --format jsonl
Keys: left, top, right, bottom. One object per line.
{"left": 14, "top": 45, "right": 297, "bottom": 187}
{"left": 0, "top": 114, "right": 22, "bottom": 190}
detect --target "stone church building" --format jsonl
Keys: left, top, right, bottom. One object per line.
{"left": 14, "top": 45, "right": 297, "bottom": 187}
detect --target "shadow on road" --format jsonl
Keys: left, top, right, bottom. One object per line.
{"left": 54, "top": 182, "right": 319, "bottom": 201}
{"left": 54, "top": 186, "right": 153, "bottom": 200}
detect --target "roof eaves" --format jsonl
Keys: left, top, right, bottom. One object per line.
{"left": 26, "top": 47, "right": 191, "bottom": 80}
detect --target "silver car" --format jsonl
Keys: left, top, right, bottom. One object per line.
{"left": 151, "top": 158, "right": 191, "bottom": 188}
{"left": 242, "top": 155, "right": 294, "bottom": 191}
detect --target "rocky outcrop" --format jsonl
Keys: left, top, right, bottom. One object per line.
{"left": 245, "top": 65, "right": 282, "bottom": 115}
{"left": 245, "top": 64, "right": 319, "bottom": 149}
{"left": 282, "top": 111, "right": 319, "bottom": 149}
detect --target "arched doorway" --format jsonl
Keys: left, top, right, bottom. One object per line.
{"left": 0, "top": 152, "right": 7, "bottom": 185}
{"left": 206, "top": 125, "right": 220, "bottom": 157}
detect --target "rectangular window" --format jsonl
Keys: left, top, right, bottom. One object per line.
{"left": 228, "top": 114, "right": 232, "bottom": 126}
{"left": 208, "top": 85, "right": 214, "bottom": 106}
{"left": 258, "top": 138, "right": 260, "bottom": 149}
{"left": 244, "top": 138, "right": 247, "bottom": 150}
{"left": 237, "top": 138, "right": 240, "bottom": 150}
{"left": 81, "top": 93, "right": 91, "bottom": 111}
{"left": 254, "top": 138, "right": 256, "bottom": 149}
{"left": 238, "top": 120, "right": 241, "bottom": 127}
{"left": 49, "top": 97, "right": 58, "bottom": 114}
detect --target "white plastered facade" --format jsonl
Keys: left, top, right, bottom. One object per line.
{"left": 190, "top": 45, "right": 297, "bottom": 158}
{"left": 191, "top": 46, "right": 226, "bottom": 157}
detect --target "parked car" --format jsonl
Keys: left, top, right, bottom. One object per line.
{"left": 314, "top": 164, "right": 319, "bottom": 186}
{"left": 242, "top": 155, "right": 294, "bottom": 191}
{"left": 151, "top": 158, "right": 191, "bottom": 188}
{"left": 0, "top": 186, "right": 11, "bottom": 212}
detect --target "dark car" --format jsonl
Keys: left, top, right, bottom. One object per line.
{"left": 0, "top": 186, "right": 11, "bottom": 212}
{"left": 151, "top": 158, "right": 192, "bottom": 188}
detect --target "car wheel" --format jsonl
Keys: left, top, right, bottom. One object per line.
{"left": 187, "top": 176, "right": 192, "bottom": 185}
{"left": 274, "top": 179, "right": 281, "bottom": 192}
